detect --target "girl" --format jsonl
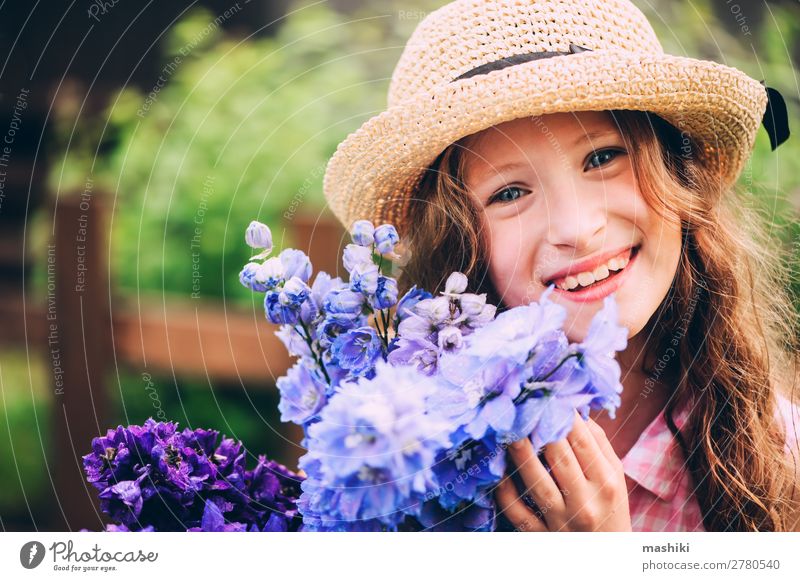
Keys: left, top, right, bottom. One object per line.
{"left": 322, "top": 0, "right": 800, "bottom": 531}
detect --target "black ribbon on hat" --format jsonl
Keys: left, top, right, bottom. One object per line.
{"left": 759, "top": 80, "right": 790, "bottom": 151}
{"left": 452, "top": 44, "right": 790, "bottom": 151}
{"left": 451, "top": 43, "right": 593, "bottom": 81}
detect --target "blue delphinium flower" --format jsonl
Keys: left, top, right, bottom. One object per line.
{"left": 373, "top": 224, "right": 399, "bottom": 255}
{"left": 573, "top": 292, "right": 628, "bottom": 416}
{"left": 280, "top": 277, "right": 311, "bottom": 308}
{"left": 395, "top": 285, "right": 433, "bottom": 321}
{"left": 350, "top": 220, "right": 375, "bottom": 246}
{"left": 416, "top": 495, "right": 495, "bottom": 532}
{"left": 323, "top": 287, "right": 364, "bottom": 317}
{"left": 277, "top": 360, "right": 329, "bottom": 425}
{"left": 265, "top": 291, "right": 297, "bottom": 325}
{"left": 297, "top": 361, "right": 454, "bottom": 530}
{"left": 239, "top": 262, "right": 265, "bottom": 292}
{"left": 428, "top": 432, "right": 505, "bottom": 511}
{"left": 279, "top": 248, "right": 312, "bottom": 283}
{"left": 370, "top": 276, "right": 398, "bottom": 310}
{"left": 331, "top": 326, "right": 384, "bottom": 378}
{"left": 299, "top": 272, "right": 347, "bottom": 327}
{"left": 462, "top": 285, "right": 565, "bottom": 365}
{"left": 343, "top": 244, "right": 374, "bottom": 272}
{"left": 349, "top": 262, "right": 379, "bottom": 295}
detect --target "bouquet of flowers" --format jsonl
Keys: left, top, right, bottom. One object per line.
{"left": 237, "top": 219, "right": 628, "bottom": 531}
{"left": 82, "top": 218, "right": 626, "bottom": 532}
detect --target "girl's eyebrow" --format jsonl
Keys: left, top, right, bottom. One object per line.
{"left": 471, "top": 161, "right": 530, "bottom": 184}
{"left": 572, "top": 129, "right": 620, "bottom": 146}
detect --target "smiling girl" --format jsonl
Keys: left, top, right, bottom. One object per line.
{"left": 322, "top": 0, "right": 800, "bottom": 531}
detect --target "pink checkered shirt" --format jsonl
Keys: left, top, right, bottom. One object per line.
{"left": 622, "top": 394, "right": 800, "bottom": 532}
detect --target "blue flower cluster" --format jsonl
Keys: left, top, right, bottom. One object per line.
{"left": 82, "top": 419, "right": 303, "bottom": 532}
{"left": 240, "top": 219, "right": 629, "bottom": 532}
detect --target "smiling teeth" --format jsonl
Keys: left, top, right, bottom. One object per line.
{"left": 555, "top": 250, "right": 631, "bottom": 291}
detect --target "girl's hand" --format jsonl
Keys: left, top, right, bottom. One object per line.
{"left": 495, "top": 412, "right": 632, "bottom": 531}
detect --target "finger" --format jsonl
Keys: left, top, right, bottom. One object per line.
{"left": 508, "top": 437, "right": 565, "bottom": 515}
{"left": 542, "top": 418, "right": 588, "bottom": 495}
{"left": 585, "top": 418, "right": 624, "bottom": 469}
{"left": 495, "top": 477, "right": 547, "bottom": 532}
{"left": 566, "top": 411, "right": 609, "bottom": 481}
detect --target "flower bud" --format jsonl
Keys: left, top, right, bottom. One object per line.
{"left": 246, "top": 221, "right": 273, "bottom": 253}
{"left": 350, "top": 220, "right": 375, "bottom": 246}
{"left": 373, "top": 224, "right": 399, "bottom": 255}
{"left": 444, "top": 272, "right": 468, "bottom": 295}
{"left": 343, "top": 244, "right": 374, "bottom": 273}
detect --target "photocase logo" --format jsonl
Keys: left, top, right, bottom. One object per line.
{"left": 19, "top": 541, "right": 46, "bottom": 569}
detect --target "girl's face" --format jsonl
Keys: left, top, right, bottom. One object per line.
{"left": 462, "top": 111, "right": 683, "bottom": 343}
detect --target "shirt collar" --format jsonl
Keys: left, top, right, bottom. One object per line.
{"left": 621, "top": 399, "right": 692, "bottom": 502}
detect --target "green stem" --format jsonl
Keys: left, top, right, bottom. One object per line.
{"left": 296, "top": 321, "right": 331, "bottom": 384}
{"left": 512, "top": 352, "right": 581, "bottom": 406}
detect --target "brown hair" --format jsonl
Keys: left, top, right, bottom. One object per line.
{"left": 397, "top": 108, "right": 800, "bottom": 531}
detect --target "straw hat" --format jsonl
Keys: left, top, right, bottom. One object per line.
{"left": 322, "top": 0, "right": 789, "bottom": 236}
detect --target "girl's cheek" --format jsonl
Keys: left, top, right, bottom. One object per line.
{"left": 488, "top": 236, "right": 540, "bottom": 306}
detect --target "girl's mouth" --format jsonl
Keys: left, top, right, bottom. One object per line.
{"left": 546, "top": 245, "right": 641, "bottom": 303}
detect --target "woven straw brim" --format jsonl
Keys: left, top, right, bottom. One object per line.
{"left": 323, "top": 50, "right": 768, "bottom": 236}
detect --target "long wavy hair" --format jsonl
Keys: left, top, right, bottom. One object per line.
{"left": 396, "top": 108, "right": 800, "bottom": 531}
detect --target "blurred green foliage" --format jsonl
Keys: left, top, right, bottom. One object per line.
{"left": 47, "top": 0, "right": 442, "bottom": 304}
{"left": 0, "top": 352, "right": 51, "bottom": 526}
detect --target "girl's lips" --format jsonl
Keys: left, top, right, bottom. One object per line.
{"left": 549, "top": 245, "right": 640, "bottom": 303}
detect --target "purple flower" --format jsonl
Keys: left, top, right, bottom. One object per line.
{"left": 396, "top": 312, "right": 435, "bottom": 343}
{"left": 189, "top": 500, "right": 248, "bottom": 532}
{"left": 427, "top": 434, "right": 505, "bottom": 512}
{"left": 462, "top": 285, "right": 566, "bottom": 365}
{"left": 386, "top": 337, "right": 439, "bottom": 375}
{"left": 437, "top": 326, "right": 463, "bottom": 352}
{"left": 83, "top": 420, "right": 304, "bottom": 532}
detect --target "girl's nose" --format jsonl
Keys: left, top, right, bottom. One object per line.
{"left": 544, "top": 188, "right": 607, "bottom": 250}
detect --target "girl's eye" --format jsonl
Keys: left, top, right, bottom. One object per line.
{"left": 585, "top": 148, "right": 624, "bottom": 170}
{"left": 488, "top": 186, "right": 527, "bottom": 205}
